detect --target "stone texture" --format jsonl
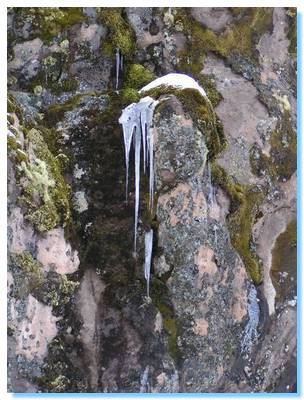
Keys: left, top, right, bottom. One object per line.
{"left": 7, "top": 6, "right": 297, "bottom": 394}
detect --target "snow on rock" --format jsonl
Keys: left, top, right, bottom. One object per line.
{"left": 140, "top": 73, "right": 207, "bottom": 98}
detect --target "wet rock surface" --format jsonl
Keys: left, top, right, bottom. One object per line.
{"left": 7, "top": 7, "right": 297, "bottom": 393}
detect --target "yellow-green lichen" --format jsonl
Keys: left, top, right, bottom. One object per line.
{"left": 11, "top": 251, "right": 44, "bottom": 280}
{"left": 14, "top": 7, "right": 86, "bottom": 42}
{"left": 97, "top": 8, "right": 136, "bottom": 57}
{"left": 48, "top": 375, "right": 71, "bottom": 392}
{"left": 48, "top": 275, "right": 79, "bottom": 307}
{"left": 17, "top": 127, "right": 71, "bottom": 232}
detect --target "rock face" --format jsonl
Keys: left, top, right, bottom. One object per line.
{"left": 154, "top": 97, "right": 249, "bottom": 391}
{"left": 7, "top": 7, "right": 297, "bottom": 394}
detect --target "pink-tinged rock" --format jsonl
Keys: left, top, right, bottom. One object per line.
{"left": 36, "top": 228, "right": 80, "bottom": 274}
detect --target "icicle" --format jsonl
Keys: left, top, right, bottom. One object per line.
{"left": 120, "top": 53, "right": 123, "bottom": 72}
{"left": 149, "top": 118, "right": 154, "bottom": 211}
{"left": 144, "top": 229, "right": 153, "bottom": 297}
{"left": 119, "top": 105, "right": 136, "bottom": 202}
{"left": 140, "top": 114, "right": 146, "bottom": 174}
{"left": 115, "top": 48, "right": 120, "bottom": 90}
{"left": 134, "top": 126, "right": 141, "bottom": 253}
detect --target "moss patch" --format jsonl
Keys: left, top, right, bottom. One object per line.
{"left": 286, "top": 8, "right": 297, "bottom": 58}
{"left": 124, "top": 64, "right": 156, "bottom": 90}
{"left": 176, "top": 7, "right": 273, "bottom": 74}
{"left": 212, "top": 163, "right": 264, "bottom": 284}
{"left": 250, "top": 112, "right": 296, "bottom": 182}
{"left": 97, "top": 8, "right": 136, "bottom": 57}
{"left": 151, "top": 279, "right": 179, "bottom": 361}
{"left": 271, "top": 219, "right": 297, "bottom": 303}
{"left": 198, "top": 74, "right": 223, "bottom": 108}
{"left": 143, "top": 85, "right": 226, "bottom": 159}
{"left": 269, "top": 113, "right": 297, "bottom": 181}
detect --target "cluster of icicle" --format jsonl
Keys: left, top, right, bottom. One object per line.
{"left": 119, "top": 96, "right": 159, "bottom": 297}
{"left": 119, "top": 73, "right": 208, "bottom": 297}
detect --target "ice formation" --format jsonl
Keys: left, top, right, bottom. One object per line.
{"left": 241, "top": 284, "right": 260, "bottom": 354}
{"left": 144, "top": 230, "right": 153, "bottom": 297}
{"left": 120, "top": 74, "right": 207, "bottom": 296}
{"left": 119, "top": 96, "right": 159, "bottom": 296}
{"left": 140, "top": 73, "right": 207, "bottom": 98}
{"left": 115, "top": 48, "right": 123, "bottom": 90}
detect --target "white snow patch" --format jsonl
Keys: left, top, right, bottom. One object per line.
{"left": 140, "top": 73, "right": 207, "bottom": 98}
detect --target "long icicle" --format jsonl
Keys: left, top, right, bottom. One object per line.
{"left": 144, "top": 229, "right": 153, "bottom": 297}
{"left": 119, "top": 96, "right": 158, "bottom": 295}
{"left": 115, "top": 48, "right": 120, "bottom": 90}
{"left": 134, "top": 126, "right": 141, "bottom": 253}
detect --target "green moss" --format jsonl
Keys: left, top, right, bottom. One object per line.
{"left": 212, "top": 163, "right": 264, "bottom": 283}
{"left": 97, "top": 8, "right": 136, "bottom": 57}
{"left": 269, "top": 114, "right": 297, "bottom": 181}
{"left": 271, "top": 219, "right": 297, "bottom": 303}
{"left": 15, "top": 7, "right": 86, "bottom": 42}
{"left": 249, "top": 144, "right": 278, "bottom": 180}
{"left": 144, "top": 85, "right": 226, "bottom": 159}
{"left": 198, "top": 75, "right": 223, "bottom": 108}
{"left": 176, "top": 8, "right": 273, "bottom": 75}
{"left": 286, "top": 8, "right": 297, "bottom": 58}
{"left": 228, "top": 186, "right": 264, "bottom": 284}
{"left": 125, "top": 64, "right": 156, "bottom": 90}
{"left": 151, "top": 280, "right": 179, "bottom": 361}
{"left": 250, "top": 113, "right": 296, "bottom": 182}
{"left": 121, "top": 88, "right": 141, "bottom": 104}
{"left": 211, "top": 163, "right": 244, "bottom": 209}
{"left": 249, "top": 111, "right": 296, "bottom": 183}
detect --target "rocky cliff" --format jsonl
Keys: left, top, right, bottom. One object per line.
{"left": 7, "top": 7, "right": 297, "bottom": 393}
